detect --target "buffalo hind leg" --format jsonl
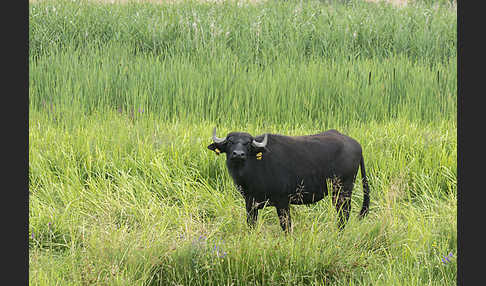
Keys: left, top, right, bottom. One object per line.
{"left": 276, "top": 206, "right": 292, "bottom": 233}
{"left": 332, "top": 177, "right": 354, "bottom": 230}
{"left": 245, "top": 197, "right": 259, "bottom": 229}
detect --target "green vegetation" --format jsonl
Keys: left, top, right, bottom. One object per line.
{"left": 29, "top": 0, "right": 456, "bottom": 285}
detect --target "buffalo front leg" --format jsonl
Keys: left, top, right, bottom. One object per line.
{"left": 245, "top": 197, "right": 259, "bottom": 229}
{"left": 276, "top": 206, "right": 292, "bottom": 233}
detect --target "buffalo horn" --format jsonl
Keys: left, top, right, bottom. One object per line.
{"left": 252, "top": 134, "right": 268, "bottom": 148}
{"left": 212, "top": 127, "right": 226, "bottom": 143}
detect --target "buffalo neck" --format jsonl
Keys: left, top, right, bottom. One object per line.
{"left": 226, "top": 159, "right": 250, "bottom": 185}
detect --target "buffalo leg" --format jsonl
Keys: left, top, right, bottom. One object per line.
{"left": 332, "top": 178, "right": 354, "bottom": 230}
{"left": 276, "top": 206, "right": 292, "bottom": 233}
{"left": 245, "top": 197, "right": 259, "bottom": 228}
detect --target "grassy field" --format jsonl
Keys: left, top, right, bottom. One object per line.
{"left": 29, "top": 0, "right": 457, "bottom": 285}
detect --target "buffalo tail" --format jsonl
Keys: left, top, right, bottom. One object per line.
{"left": 359, "top": 155, "right": 370, "bottom": 218}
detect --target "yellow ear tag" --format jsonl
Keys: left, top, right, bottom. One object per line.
{"left": 256, "top": 152, "right": 263, "bottom": 160}
{"left": 214, "top": 148, "right": 221, "bottom": 155}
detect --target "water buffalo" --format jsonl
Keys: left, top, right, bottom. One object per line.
{"left": 208, "top": 128, "right": 370, "bottom": 232}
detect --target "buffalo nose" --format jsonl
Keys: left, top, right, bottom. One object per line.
{"left": 232, "top": 150, "right": 245, "bottom": 158}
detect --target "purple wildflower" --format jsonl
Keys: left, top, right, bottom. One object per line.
{"left": 442, "top": 252, "right": 454, "bottom": 264}
{"left": 192, "top": 235, "right": 207, "bottom": 248}
{"left": 213, "top": 243, "right": 227, "bottom": 258}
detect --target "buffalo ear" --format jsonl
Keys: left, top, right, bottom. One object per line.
{"left": 207, "top": 143, "right": 224, "bottom": 155}
{"left": 207, "top": 143, "right": 218, "bottom": 151}
{"left": 251, "top": 145, "right": 268, "bottom": 154}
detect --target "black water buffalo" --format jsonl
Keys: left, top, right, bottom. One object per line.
{"left": 207, "top": 128, "right": 370, "bottom": 232}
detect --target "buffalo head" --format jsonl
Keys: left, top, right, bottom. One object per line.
{"left": 207, "top": 127, "right": 268, "bottom": 163}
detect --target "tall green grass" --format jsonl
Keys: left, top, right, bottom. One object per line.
{"left": 29, "top": 0, "right": 456, "bottom": 126}
{"left": 30, "top": 44, "right": 456, "bottom": 126}
{"left": 29, "top": 0, "right": 456, "bottom": 285}
{"left": 29, "top": 112, "right": 456, "bottom": 285}
{"left": 29, "top": 0, "right": 456, "bottom": 63}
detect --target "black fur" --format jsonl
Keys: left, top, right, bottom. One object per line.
{"left": 208, "top": 129, "right": 370, "bottom": 232}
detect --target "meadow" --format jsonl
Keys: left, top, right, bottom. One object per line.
{"left": 29, "top": 0, "right": 457, "bottom": 284}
